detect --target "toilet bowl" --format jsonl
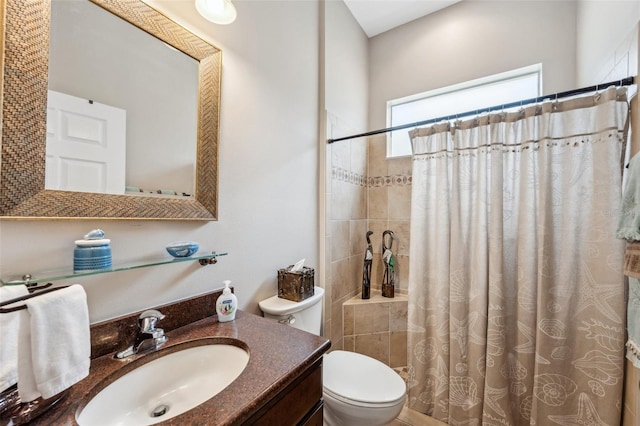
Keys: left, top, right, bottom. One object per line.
{"left": 258, "top": 288, "right": 407, "bottom": 426}
{"left": 322, "top": 350, "right": 406, "bottom": 425}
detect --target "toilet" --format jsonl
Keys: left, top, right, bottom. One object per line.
{"left": 258, "top": 287, "right": 406, "bottom": 426}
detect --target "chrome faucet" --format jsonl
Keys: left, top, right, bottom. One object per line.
{"left": 115, "top": 309, "right": 168, "bottom": 359}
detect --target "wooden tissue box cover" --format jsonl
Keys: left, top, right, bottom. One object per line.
{"left": 278, "top": 266, "right": 315, "bottom": 302}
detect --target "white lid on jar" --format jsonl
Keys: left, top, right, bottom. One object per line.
{"left": 75, "top": 238, "right": 111, "bottom": 247}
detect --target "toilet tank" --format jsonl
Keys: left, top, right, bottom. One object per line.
{"left": 258, "top": 287, "right": 324, "bottom": 335}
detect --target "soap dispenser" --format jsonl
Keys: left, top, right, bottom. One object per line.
{"left": 216, "top": 280, "right": 237, "bottom": 322}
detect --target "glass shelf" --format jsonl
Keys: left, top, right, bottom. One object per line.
{"left": 1, "top": 251, "right": 228, "bottom": 286}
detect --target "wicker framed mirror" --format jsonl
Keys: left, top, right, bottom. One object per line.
{"left": 0, "top": 0, "right": 221, "bottom": 220}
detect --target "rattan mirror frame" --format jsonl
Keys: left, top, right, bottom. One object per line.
{"left": 0, "top": 0, "right": 221, "bottom": 220}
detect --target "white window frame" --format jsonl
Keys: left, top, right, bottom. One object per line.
{"left": 386, "top": 64, "right": 542, "bottom": 158}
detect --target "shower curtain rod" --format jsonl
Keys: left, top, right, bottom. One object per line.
{"left": 327, "top": 75, "right": 636, "bottom": 144}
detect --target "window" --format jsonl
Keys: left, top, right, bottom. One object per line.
{"left": 386, "top": 64, "right": 542, "bottom": 157}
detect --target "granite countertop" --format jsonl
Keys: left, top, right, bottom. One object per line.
{"left": 30, "top": 310, "right": 330, "bottom": 425}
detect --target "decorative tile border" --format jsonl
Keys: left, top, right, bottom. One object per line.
{"left": 331, "top": 167, "right": 412, "bottom": 188}
{"left": 368, "top": 174, "right": 412, "bottom": 187}
{"left": 332, "top": 167, "right": 368, "bottom": 187}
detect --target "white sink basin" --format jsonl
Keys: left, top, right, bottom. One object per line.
{"left": 76, "top": 342, "right": 250, "bottom": 425}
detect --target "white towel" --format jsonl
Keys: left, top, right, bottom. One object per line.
{"left": 627, "top": 277, "right": 640, "bottom": 369}
{"left": 617, "top": 152, "right": 640, "bottom": 240}
{"left": 0, "top": 285, "right": 29, "bottom": 392}
{"left": 17, "top": 309, "right": 39, "bottom": 402}
{"left": 18, "top": 285, "right": 90, "bottom": 401}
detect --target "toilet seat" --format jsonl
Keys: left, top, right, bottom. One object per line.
{"left": 323, "top": 386, "right": 405, "bottom": 409}
{"left": 322, "top": 350, "right": 406, "bottom": 408}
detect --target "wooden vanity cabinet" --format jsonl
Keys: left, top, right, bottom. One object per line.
{"left": 243, "top": 358, "right": 323, "bottom": 425}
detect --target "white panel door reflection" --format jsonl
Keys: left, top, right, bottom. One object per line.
{"left": 46, "top": 90, "right": 126, "bottom": 194}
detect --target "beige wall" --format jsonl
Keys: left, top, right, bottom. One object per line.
{"left": 324, "top": 0, "right": 369, "bottom": 134}
{"left": 368, "top": 0, "right": 578, "bottom": 134}
{"left": 0, "top": 0, "right": 320, "bottom": 323}
{"left": 576, "top": 0, "right": 639, "bottom": 86}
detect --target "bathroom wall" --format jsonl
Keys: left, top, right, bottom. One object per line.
{"left": 575, "top": 4, "right": 640, "bottom": 424}
{"left": 575, "top": 0, "right": 639, "bottom": 86}
{"left": 322, "top": 0, "right": 369, "bottom": 350}
{"left": 368, "top": 0, "right": 578, "bottom": 135}
{"left": 343, "top": 292, "right": 408, "bottom": 368}
{"left": 366, "top": 153, "right": 412, "bottom": 295}
{"left": 325, "top": 116, "right": 367, "bottom": 350}
{"left": 0, "top": 0, "right": 320, "bottom": 323}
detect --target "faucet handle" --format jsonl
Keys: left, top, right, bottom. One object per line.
{"left": 139, "top": 309, "right": 165, "bottom": 320}
{"left": 138, "top": 309, "right": 165, "bottom": 331}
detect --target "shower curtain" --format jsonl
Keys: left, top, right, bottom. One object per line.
{"left": 406, "top": 87, "right": 630, "bottom": 425}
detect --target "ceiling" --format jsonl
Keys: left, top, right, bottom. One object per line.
{"left": 343, "top": 0, "right": 463, "bottom": 38}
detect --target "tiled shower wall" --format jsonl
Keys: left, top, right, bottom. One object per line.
{"left": 324, "top": 112, "right": 414, "bottom": 358}
{"left": 367, "top": 136, "right": 412, "bottom": 295}
{"left": 324, "top": 112, "right": 368, "bottom": 351}
{"left": 343, "top": 292, "right": 408, "bottom": 368}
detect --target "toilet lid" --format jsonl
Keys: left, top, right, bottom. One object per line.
{"left": 258, "top": 287, "right": 324, "bottom": 316}
{"left": 323, "top": 351, "right": 406, "bottom": 405}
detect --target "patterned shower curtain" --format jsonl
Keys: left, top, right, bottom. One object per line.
{"left": 406, "top": 87, "right": 630, "bottom": 425}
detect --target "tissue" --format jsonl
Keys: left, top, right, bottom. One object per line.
{"left": 290, "top": 258, "right": 305, "bottom": 272}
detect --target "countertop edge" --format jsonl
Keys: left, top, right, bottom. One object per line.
{"left": 23, "top": 310, "right": 330, "bottom": 426}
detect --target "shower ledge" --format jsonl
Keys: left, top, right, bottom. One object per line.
{"left": 344, "top": 290, "right": 408, "bottom": 305}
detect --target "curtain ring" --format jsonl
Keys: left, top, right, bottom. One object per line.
{"left": 552, "top": 93, "right": 559, "bottom": 111}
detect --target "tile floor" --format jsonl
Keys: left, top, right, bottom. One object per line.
{"left": 388, "top": 367, "right": 447, "bottom": 426}
{"left": 390, "top": 405, "right": 447, "bottom": 426}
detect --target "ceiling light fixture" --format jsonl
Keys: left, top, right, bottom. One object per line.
{"left": 195, "top": 0, "right": 237, "bottom": 25}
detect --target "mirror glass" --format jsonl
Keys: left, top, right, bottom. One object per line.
{"left": 47, "top": 0, "right": 199, "bottom": 197}
{"left": 1, "top": 0, "right": 221, "bottom": 219}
